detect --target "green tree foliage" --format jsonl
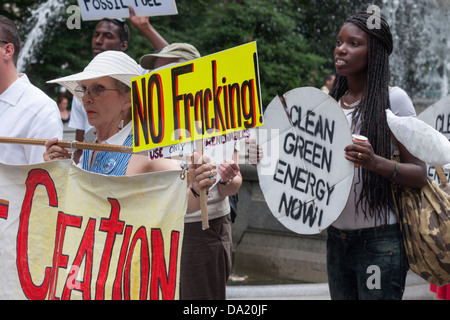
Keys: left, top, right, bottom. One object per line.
{"left": 4, "top": 0, "right": 366, "bottom": 107}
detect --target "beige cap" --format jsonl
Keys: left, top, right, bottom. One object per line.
{"left": 140, "top": 43, "right": 201, "bottom": 70}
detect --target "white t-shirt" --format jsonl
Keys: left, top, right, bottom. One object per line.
{"left": 332, "top": 86, "right": 416, "bottom": 230}
{"left": 184, "top": 184, "right": 231, "bottom": 224}
{"left": 0, "top": 74, "right": 63, "bottom": 165}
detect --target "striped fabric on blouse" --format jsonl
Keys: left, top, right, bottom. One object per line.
{"left": 82, "top": 134, "right": 133, "bottom": 176}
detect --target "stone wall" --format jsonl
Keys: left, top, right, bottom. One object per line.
{"left": 231, "top": 164, "right": 328, "bottom": 283}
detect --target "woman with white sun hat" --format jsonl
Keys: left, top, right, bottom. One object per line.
{"left": 44, "top": 50, "right": 216, "bottom": 212}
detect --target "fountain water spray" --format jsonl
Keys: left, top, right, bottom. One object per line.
{"left": 382, "top": 0, "right": 450, "bottom": 100}
{"left": 17, "top": 0, "right": 66, "bottom": 73}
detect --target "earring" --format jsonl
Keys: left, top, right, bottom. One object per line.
{"left": 118, "top": 112, "right": 124, "bottom": 130}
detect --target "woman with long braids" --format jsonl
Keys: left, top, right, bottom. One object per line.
{"left": 326, "top": 12, "right": 427, "bottom": 299}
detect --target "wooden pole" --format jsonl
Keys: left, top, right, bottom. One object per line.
{"left": 1, "top": 136, "right": 209, "bottom": 227}
{"left": 436, "top": 166, "right": 448, "bottom": 184}
{"left": 0, "top": 136, "right": 134, "bottom": 153}
{"left": 194, "top": 139, "right": 209, "bottom": 230}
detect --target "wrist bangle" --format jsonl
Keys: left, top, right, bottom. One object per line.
{"left": 190, "top": 186, "right": 200, "bottom": 198}
{"left": 219, "top": 179, "right": 232, "bottom": 185}
{"left": 391, "top": 161, "right": 401, "bottom": 183}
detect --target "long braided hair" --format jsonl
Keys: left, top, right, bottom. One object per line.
{"left": 329, "top": 12, "right": 394, "bottom": 225}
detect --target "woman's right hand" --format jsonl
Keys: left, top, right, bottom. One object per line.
{"left": 189, "top": 152, "right": 217, "bottom": 192}
{"left": 43, "top": 138, "right": 72, "bottom": 161}
{"left": 247, "top": 139, "right": 263, "bottom": 166}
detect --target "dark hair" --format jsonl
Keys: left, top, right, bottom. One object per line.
{"left": 99, "top": 18, "right": 130, "bottom": 43}
{"left": 329, "top": 11, "right": 394, "bottom": 225}
{"left": 0, "top": 15, "right": 21, "bottom": 66}
{"left": 323, "top": 73, "right": 335, "bottom": 83}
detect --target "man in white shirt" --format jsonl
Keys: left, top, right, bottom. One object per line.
{"left": 0, "top": 15, "right": 62, "bottom": 165}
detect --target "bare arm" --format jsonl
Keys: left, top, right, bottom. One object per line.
{"left": 217, "top": 150, "right": 242, "bottom": 196}
{"left": 345, "top": 140, "right": 427, "bottom": 189}
{"left": 128, "top": 6, "right": 169, "bottom": 51}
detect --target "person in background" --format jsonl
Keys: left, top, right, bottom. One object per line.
{"left": 69, "top": 6, "right": 168, "bottom": 162}
{"left": 321, "top": 73, "right": 335, "bottom": 94}
{"left": 140, "top": 47, "right": 242, "bottom": 300}
{"left": 139, "top": 42, "right": 201, "bottom": 71}
{"left": 57, "top": 96, "right": 70, "bottom": 125}
{"left": 0, "top": 15, "right": 62, "bottom": 165}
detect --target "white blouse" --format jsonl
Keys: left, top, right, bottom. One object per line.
{"left": 332, "top": 87, "right": 416, "bottom": 230}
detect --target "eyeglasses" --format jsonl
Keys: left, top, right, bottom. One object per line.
{"left": 74, "top": 84, "right": 118, "bottom": 99}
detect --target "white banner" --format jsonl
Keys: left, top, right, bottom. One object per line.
{"left": 77, "top": 0, "right": 178, "bottom": 21}
{"left": 0, "top": 160, "right": 186, "bottom": 300}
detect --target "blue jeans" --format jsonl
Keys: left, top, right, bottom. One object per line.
{"left": 326, "top": 224, "right": 409, "bottom": 300}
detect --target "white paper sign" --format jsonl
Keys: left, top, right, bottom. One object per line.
{"left": 418, "top": 95, "right": 450, "bottom": 181}
{"left": 387, "top": 109, "right": 450, "bottom": 167}
{"left": 147, "top": 130, "right": 249, "bottom": 164}
{"left": 77, "top": 0, "right": 178, "bottom": 21}
{"left": 256, "top": 87, "right": 354, "bottom": 234}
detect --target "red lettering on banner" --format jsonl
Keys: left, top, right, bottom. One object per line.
{"left": 124, "top": 227, "right": 150, "bottom": 300}
{"left": 61, "top": 218, "right": 96, "bottom": 300}
{"left": 13, "top": 168, "right": 181, "bottom": 300}
{"left": 0, "top": 199, "right": 9, "bottom": 219}
{"left": 112, "top": 225, "right": 132, "bottom": 300}
{"left": 96, "top": 198, "right": 125, "bottom": 300}
{"left": 48, "top": 212, "right": 82, "bottom": 300}
{"left": 17, "top": 169, "right": 58, "bottom": 300}
{"left": 150, "top": 229, "right": 180, "bottom": 300}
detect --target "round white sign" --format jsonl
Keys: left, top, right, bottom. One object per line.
{"left": 256, "top": 87, "right": 354, "bottom": 234}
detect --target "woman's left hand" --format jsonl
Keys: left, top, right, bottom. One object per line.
{"left": 218, "top": 159, "right": 240, "bottom": 184}
{"left": 344, "top": 140, "right": 378, "bottom": 170}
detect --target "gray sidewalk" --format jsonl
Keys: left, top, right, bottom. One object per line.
{"left": 226, "top": 271, "right": 436, "bottom": 300}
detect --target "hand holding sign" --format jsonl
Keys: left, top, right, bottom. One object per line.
{"left": 131, "top": 42, "right": 262, "bottom": 229}
{"left": 189, "top": 149, "right": 217, "bottom": 229}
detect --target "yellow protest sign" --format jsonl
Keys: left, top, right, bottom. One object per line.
{"left": 131, "top": 41, "right": 263, "bottom": 153}
{"left": 0, "top": 160, "right": 186, "bottom": 300}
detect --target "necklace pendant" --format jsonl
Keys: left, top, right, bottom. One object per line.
{"left": 102, "top": 158, "right": 117, "bottom": 174}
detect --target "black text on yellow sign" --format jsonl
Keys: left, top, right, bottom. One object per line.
{"left": 131, "top": 42, "right": 263, "bottom": 152}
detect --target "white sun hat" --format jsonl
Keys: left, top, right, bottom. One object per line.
{"left": 47, "top": 50, "right": 140, "bottom": 101}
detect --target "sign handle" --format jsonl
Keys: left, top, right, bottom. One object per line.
{"left": 0, "top": 136, "right": 135, "bottom": 153}
{"left": 194, "top": 139, "right": 209, "bottom": 230}
{"left": 200, "top": 187, "right": 209, "bottom": 230}
{"left": 436, "top": 166, "right": 448, "bottom": 184}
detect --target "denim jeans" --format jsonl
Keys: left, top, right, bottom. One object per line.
{"left": 326, "top": 224, "right": 409, "bottom": 300}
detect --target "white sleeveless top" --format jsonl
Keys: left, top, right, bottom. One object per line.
{"left": 332, "top": 87, "right": 416, "bottom": 230}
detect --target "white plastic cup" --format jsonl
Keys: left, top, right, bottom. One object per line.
{"left": 352, "top": 134, "right": 368, "bottom": 167}
{"left": 352, "top": 134, "right": 368, "bottom": 143}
